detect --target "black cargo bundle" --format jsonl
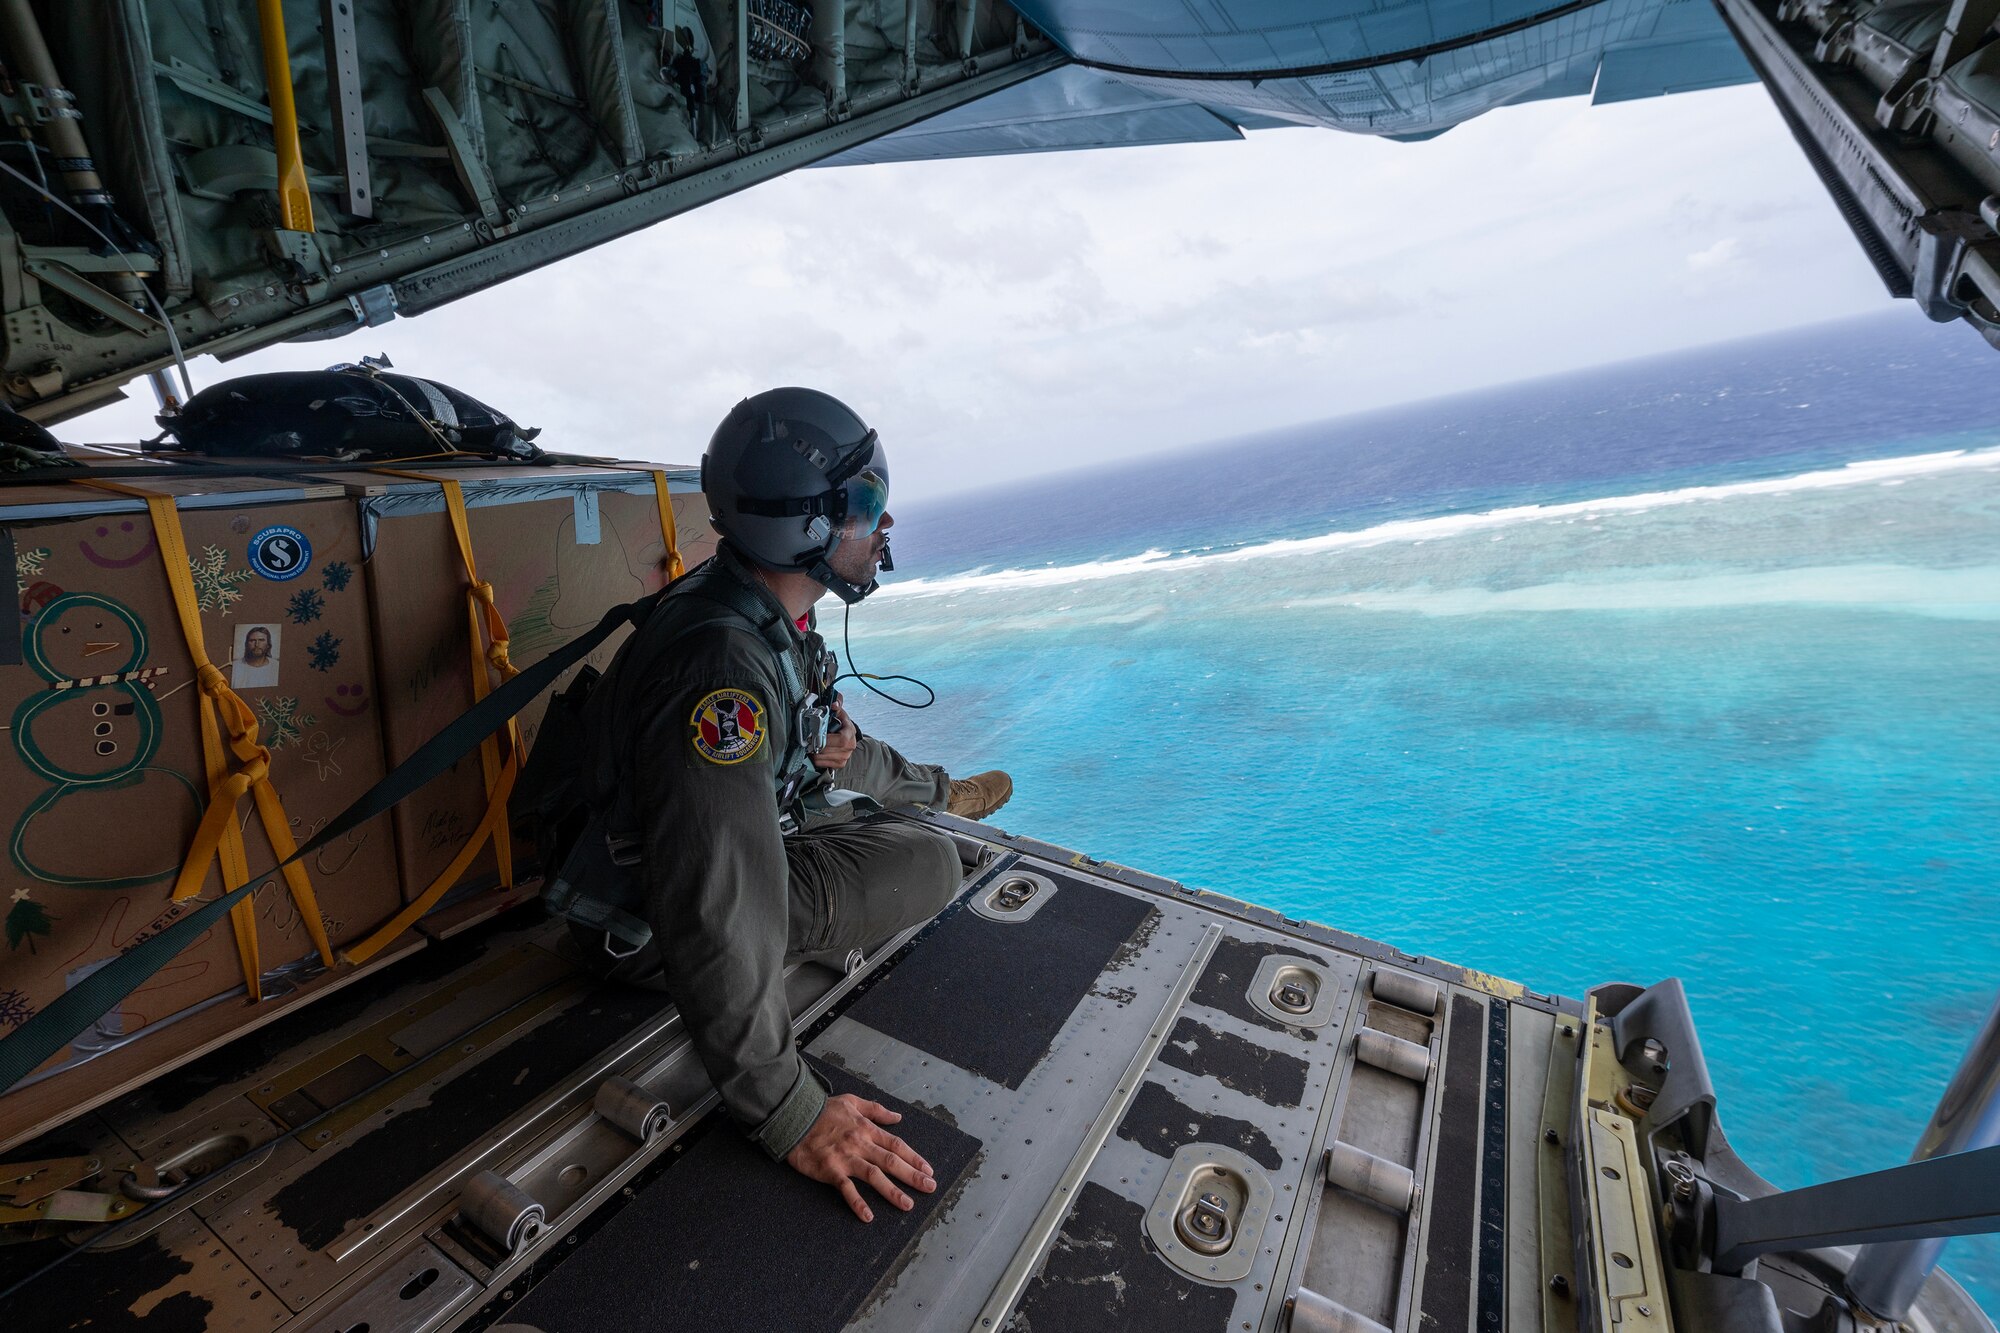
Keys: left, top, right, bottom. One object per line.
{"left": 155, "top": 366, "right": 543, "bottom": 461}
{"left": 0, "top": 399, "right": 71, "bottom": 470}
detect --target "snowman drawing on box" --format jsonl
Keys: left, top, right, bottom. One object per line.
{"left": 10, "top": 591, "right": 200, "bottom": 888}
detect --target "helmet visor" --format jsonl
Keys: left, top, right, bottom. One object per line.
{"left": 838, "top": 458, "right": 890, "bottom": 540}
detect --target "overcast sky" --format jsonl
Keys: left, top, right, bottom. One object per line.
{"left": 74, "top": 81, "right": 1898, "bottom": 502}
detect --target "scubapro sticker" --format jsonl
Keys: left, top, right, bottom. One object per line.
{"left": 248, "top": 525, "right": 312, "bottom": 582}
{"left": 690, "top": 688, "right": 766, "bottom": 765}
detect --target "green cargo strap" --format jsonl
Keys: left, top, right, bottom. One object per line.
{"left": 0, "top": 578, "right": 678, "bottom": 1098}
{"left": 0, "top": 551, "right": 825, "bottom": 1098}
{"left": 548, "top": 886, "right": 654, "bottom": 957}
{"left": 542, "top": 567, "right": 819, "bottom": 949}
{"left": 653, "top": 569, "right": 818, "bottom": 791}
{"left": 0, "top": 877, "right": 258, "bottom": 1093}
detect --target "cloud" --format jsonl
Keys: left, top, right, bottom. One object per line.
{"left": 1687, "top": 236, "right": 1743, "bottom": 272}
{"left": 69, "top": 84, "right": 1899, "bottom": 501}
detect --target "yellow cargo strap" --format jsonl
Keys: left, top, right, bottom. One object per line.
{"left": 652, "top": 471, "right": 685, "bottom": 582}
{"left": 253, "top": 0, "right": 314, "bottom": 233}
{"left": 77, "top": 482, "right": 335, "bottom": 998}
{"left": 343, "top": 471, "right": 520, "bottom": 964}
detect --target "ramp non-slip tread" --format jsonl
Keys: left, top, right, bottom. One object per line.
{"left": 1115, "top": 1078, "right": 1284, "bottom": 1171}
{"left": 1158, "top": 1015, "right": 1311, "bottom": 1108}
{"left": 1417, "top": 994, "right": 1488, "bottom": 1331}
{"left": 1189, "top": 934, "right": 1332, "bottom": 1038}
{"left": 1, "top": 1229, "right": 212, "bottom": 1333}
{"left": 0, "top": 1132, "right": 147, "bottom": 1325}
{"left": 1005, "top": 1181, "right": 1236, "bottom": 1333}
{"left": 844, "top": 873, "right": 1155, "bottom": 1089}
{"left": 507, "top": 1062, "right": 981, "bottom": 1333}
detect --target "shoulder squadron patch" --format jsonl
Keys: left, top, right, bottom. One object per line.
{"left": 690, "top": 688, "right": 767, "bottom": 765}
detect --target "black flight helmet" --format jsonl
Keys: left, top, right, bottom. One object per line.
{"left": 700, "top": 387, "right": 891, "bottom": 603}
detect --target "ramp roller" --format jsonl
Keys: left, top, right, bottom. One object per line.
{"left": 1370, "top": 970, "right": 1441, "bottom": 1015}
{"left": 1355, "top": 1026, "right": 1434, "bottom": 1081}
{"left": 461, "top": 1171, "right": 545, "bottom": 1254}
{"left": 1285, "top": 1286, "right": 1392, "bottom": 1333}
{"left": 1323, "top": 1141, "right": 1417, "bottom": 1213}
{"left": 594, "top": 1076, "right": 672, "bottom": 1143}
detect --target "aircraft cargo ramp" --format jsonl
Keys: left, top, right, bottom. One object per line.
{"left": 1, "top": 817, "right": 1990, "bottom": 1333}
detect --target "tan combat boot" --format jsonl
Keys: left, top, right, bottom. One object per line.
{"left": 945, "top": 770, "right": 1013, "bottom": 820}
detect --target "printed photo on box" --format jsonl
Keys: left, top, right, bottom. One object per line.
{"left": 231, "top": 622, "right": 280, "bottom": 687}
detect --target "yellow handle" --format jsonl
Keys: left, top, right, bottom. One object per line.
{"left": 653, "top": 471, "right": 685, "bottom": 582}
{"left": 255, "top": 0, "right": 315, "bottom": 232}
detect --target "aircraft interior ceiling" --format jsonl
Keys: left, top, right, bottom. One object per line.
{"left": 0, "top": 0, "right": 1993, "bottom": 424}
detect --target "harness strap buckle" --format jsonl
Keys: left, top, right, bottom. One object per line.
{"left": 601, "top": 929, "right": 646, "bottom": 961}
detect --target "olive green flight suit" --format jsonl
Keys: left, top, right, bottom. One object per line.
{"left": 576, "top": 545, "right": 961, "bottom": 1159}
{"left": 823, "top": 731, "right": 949, "bottom": 812}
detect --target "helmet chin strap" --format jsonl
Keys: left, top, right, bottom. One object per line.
{"left": 807, "top": 556, "right": 876, "bottom": 604}
{"left": 806, "top": 533, "right": 889, "bottom": 604}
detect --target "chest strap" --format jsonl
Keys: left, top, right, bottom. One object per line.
{"left": 662, "top": 571, "right": 815, "bottom": 790}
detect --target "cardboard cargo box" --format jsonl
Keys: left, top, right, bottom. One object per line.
{"left": 0, "top": 476, "right": 404, "bottom": 1077}
{"left": 335, "top": 466, "right": 714, "bottom": 927}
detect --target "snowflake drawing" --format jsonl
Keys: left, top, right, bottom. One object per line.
{"left": 15, "top": 544, "right": 48, "bottom": 592}
{"left": 0, "top": 988, "right": 32, "bottom": 1028}
{"left": 190, "top": 545, "right": 253, "bottom": 615}
{"left": 286, "top": 587, "right": 325, "bottom": 624}
{"left": 256, "top": 695, "right": 318, "bottom": 750}
{"left": 321, "top": 560, "right": 353, "bottom": 593}
{"left": 308, "top": 631, "right": 343, "bottom": 673}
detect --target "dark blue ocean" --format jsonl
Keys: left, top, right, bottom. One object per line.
{"left": 855, "top": 311, "right": 2000, "bottom": 1312}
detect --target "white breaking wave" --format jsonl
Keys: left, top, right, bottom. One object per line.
{"left": 1284, "top": 564, "right": 2000, "bottom": 617}
{"left": 878, "top": 446, "right": 2000, "bottom": 600}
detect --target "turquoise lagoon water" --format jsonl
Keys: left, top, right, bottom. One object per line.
{"left": 857, "top": 315, "right": 2000, "bottom": 1311}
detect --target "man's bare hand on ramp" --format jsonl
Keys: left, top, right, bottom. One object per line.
{"left": 786, "top": 1093, "right": 938, "bottom": 1222}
